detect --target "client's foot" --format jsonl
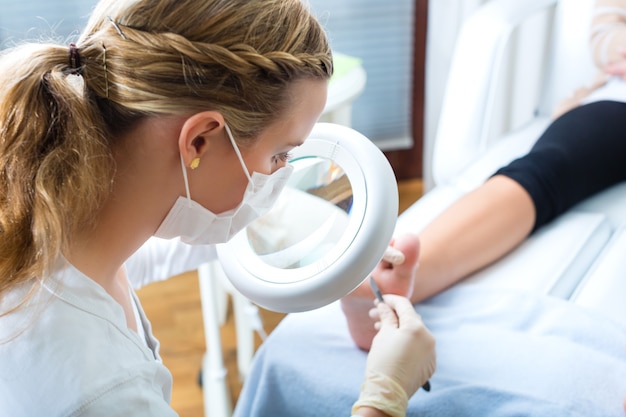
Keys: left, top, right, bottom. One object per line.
{"left": 341, "top": 233, "right": 420, "bottom": 350}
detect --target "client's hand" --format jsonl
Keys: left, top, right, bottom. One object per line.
{"left": 605, "top": 50, "right": 626, "bottom": 80}
{"left": 551, "top": 71, "right": 609, "bottom": 119}
{"left": 352, "top": 295, "right": 436, "bottom": 417}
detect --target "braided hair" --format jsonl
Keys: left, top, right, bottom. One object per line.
{"left": 79, "top": 0, "right": 333, "bottom": 139}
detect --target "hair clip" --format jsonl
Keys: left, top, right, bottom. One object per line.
{"left": 107, "top": 16, "right": 127, "bottom": 40}
{"left": 102, "top": 43, "right": 109, "bottom": 98}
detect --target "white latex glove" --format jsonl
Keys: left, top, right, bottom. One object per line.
{"left": 369, "top": 294, "right": 436, "bottom": 396}
{"left": 352, "top": 295, "right": 436, "bottom": 417}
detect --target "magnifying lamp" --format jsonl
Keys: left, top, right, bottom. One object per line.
{"left": 216, "top": 123, "right": 398, "bottom": 313}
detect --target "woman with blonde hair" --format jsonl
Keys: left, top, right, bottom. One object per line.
{"left": 0, "top": 1, "right": 435, "bottom": 415}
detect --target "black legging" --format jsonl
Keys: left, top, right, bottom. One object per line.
{"left": 494, "top": 100, "right": 626, "bottom": 232}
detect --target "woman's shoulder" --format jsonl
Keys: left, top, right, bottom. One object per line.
{"left": 0, "top": 275, "right": 174, "bottom": 416}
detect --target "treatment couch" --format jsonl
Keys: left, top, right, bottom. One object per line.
{"left": 231, "top": 0, "right": 626, "bottom": 415}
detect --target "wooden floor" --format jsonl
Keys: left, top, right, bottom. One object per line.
{"left": 136, "top": 178, "right": 423, "bottom": 417}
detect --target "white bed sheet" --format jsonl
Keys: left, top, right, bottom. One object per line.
{"left": 234, "top": 286, "right": 626, "bottom": 416}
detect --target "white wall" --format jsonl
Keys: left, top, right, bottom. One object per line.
{"left": 423, "top": 0, "right": 554, "bottom": 190}
{"left": 423, "top": 0, "right": 490, "bottom": 190}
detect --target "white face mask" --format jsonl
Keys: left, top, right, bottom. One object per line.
{"left": 155, "top": 124, "right": 294, "bottom": 245}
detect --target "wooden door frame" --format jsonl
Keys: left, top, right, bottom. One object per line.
{"left": 383, "top": 0, "right": 428, "bottom": 180}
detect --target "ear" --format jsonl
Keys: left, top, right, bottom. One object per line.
{"left": 177, "top": 111, "right": 226, "bottom": 168}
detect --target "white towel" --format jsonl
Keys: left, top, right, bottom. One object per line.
{"left": 234, "top": 286, "right": 626, "bottom": 416}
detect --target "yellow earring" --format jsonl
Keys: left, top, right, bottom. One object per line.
{"left": 190, "top": 157, "right": 200, "bottom": 170}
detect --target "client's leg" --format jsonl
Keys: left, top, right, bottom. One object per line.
{"left": 411, "top": 175, "right": 535, "bottom": 302}
{"left": 342, "top": 101, "right": 626, "bottom": 349}
{"left": 341, "top": 176, "right": 534, "bottom": 351}
{"left": 413, "top": 100, "right": 626, "bottom": 303}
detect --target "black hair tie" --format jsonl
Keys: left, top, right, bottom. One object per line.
{"left": 68, "top": 43, "right": 83, "bottom": 75}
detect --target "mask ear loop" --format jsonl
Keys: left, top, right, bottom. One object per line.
{"left": 224, "top": 124, "right": 253, "bottom": 184}
{"left": 180, "top": 154, "right": 193, "bottom": 208}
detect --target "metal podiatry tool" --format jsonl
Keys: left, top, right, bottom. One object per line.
{"left": 370, "top": 275, "right": 385, "bottom": 304}
{"left": 369, "top": 276, "right": 431, "bottom": 392}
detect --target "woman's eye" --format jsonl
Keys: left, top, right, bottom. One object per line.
{"left": 273, "top": 152, "right": 292, "bottom": 164}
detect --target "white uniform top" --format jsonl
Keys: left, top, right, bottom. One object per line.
{"left": 0, "top": 238, "right": 215, "bottom": 417}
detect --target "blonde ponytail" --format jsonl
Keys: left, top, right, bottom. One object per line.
{"left": 0, "top": 43, "right": 115, "bottom": 303}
